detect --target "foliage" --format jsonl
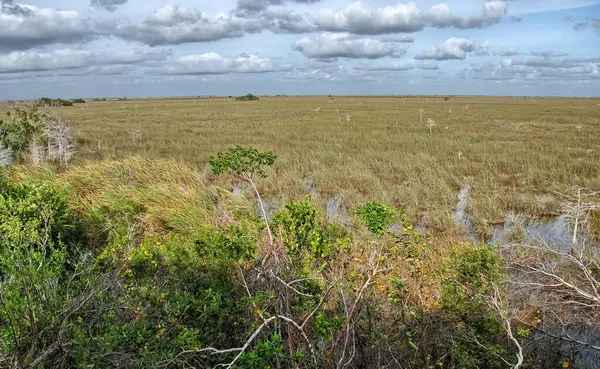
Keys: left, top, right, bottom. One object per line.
{"left": 0, "top": 107, "right": 75, "bottom": 166}
{"left": 72, "top": 98, "right": 86, "bottom": 104}
{"left": 272, "top": 196, "right": 333, "bottom": 257}
{"left": 210, "top": 145, "right": 277, "bottom": 178}
{"left": 38, "top": 97, "right": 74, "bottom": 107}
{"left": 438, "top": 244, "right": 510, "bottom": 369}
{"left": 0, "top": 143, "right": 580, "bottom": 368}
{"left": 0, "top": 107, "right": 46, "bottom": 160}
{"left": 235, "top": 93, "right": 260, "bottom": 101}
{"left": 0, "top": 181, "right": 75, "bottom": 367}
{"left": 354, "top": 202, "right": 404, "bottom": 237}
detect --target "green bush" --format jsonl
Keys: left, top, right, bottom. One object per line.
{"left": 0, "top": 108, "right": 46, "bottom": 161}
{"left": 39, "top": 97, "right": 74, "bottom": 107}
{"left": 235, "top": 93, "right": 260, "bottom": 101}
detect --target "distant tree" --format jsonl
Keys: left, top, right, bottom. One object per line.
{"left": 235, "top": 93, "right": 260, "bottom": 101}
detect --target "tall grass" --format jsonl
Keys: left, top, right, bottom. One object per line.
{"left": 11, "top": 95, "right": 599, "bottom": 235}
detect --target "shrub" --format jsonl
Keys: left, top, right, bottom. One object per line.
{"left": 0, "top": 107, "right": 75, "bottom": 166}
{"left": 235, "top": 93, "right": 260, "bottom": 101}
{"left": 38, "top": 97, "right": 74, "bottom": 107}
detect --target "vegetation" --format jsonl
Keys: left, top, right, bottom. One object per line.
{"left": 0, "top": 99, "right": 598, "bottom": 368}
{"left": 235, "top": 93, "right": 260, "bottom": 101}
{"left": 26, "top": 95, "right": 600, "bottom": 237}
{"left": 0, "top": 108, "right": 75, "bottom": 166}
{"left": 38, "top": 97, "right": 74, "bottom": 107}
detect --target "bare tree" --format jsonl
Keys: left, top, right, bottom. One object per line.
{"left": 426, "top": 118, "right": 436, "bottom": 134}
{"left": 42, "top": 116, "right": 76, "bottom": 167}
{"left": 505, "top": 187, "right": 600, "bottom": 364}
{"left": 0, "top": 145, "right": 12, "bottom": 167}
{"left": 553, "top": 186, "right": 600, "bottom": 245}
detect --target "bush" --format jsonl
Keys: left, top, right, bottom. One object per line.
{"left": 72, "top": 98, "right": 86, "bottom": 104}
{"left": 235, "top": 93, "right": 260, "bottom": 101}
{"left": 38, "top": 97, "right": 74, "bottom": 107}
{"left": 0, "top": 107, "right": 75, "bottom": 166}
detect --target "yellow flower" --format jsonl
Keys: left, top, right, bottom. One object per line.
{"left": 563, "top": 361, "right": 569, "bottom": 368}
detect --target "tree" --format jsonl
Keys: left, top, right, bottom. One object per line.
{"left": 210, "top": 145, "right": 277, "bottom": 244}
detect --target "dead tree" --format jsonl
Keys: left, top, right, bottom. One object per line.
{"left": 42, "top": 116, "right": 76, "bottom": 167}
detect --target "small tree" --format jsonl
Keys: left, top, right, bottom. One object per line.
{"left": 42, "top": 116, "right": 76, "bottom": 167}
{"left": 235, "top": 93, "right": 260, "bottom": 101}
{"left": 210, "top": 145, "right": 277, "bottom": 244}
{"left": 426, "top": 118, "right": 436, "bottom": 134}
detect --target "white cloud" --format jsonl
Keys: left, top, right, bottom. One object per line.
{"left": 293, "top": 33, "right": 407, "bottom": 59}
{"left": 0, "top": 3, "right": 92, "bottom": 51}
{"left": 313, "top": 2, "right": 423, "bottom": 34}
{"left": 90, "top": 0, "right": 128, "bottom": 12}
{"left": 415, "top": 38, "right": 476, "bottom": 60}
{"left": 312, "top": 1, "right": 509, "bottom": 35}
{"left": 423, "top": 1, "right": 508, "bottom": 29}
{"left": 101, "top": 5, "right": 256, "bottom": 46}
{"left": 164, "top": 52, "right": 290, "bottom": 75}
{"left": 0, "top": 49, "right": 169, "bottom": 73}
{"left": 353, "top": 60, "right": 415, "bottom": 70}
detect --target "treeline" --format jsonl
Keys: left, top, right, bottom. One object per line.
{"left": 37, "top": 97, "right": 86, "bottom": 107}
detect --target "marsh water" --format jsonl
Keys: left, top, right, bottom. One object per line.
{"left": 453, "top": 186, "right": 573, "bottom": 251}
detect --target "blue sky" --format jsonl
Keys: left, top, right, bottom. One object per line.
{"left": 0, "top": 0, "right": 598, "bottom": 99}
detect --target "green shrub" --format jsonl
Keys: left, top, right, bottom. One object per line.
{"left": 272, "top": 196, "right": 333, "bottom": 257}
{"left": 439, "top": 244, "right": 510, "bottom": 369}
{"left": 354, "top": 202, "right": 404, "bottom": 237}
{"left": 235, "top": 93, "right": 260, "bottom": 101}
{"left": 0, "top": 107, "right": 46, "bottom": 161}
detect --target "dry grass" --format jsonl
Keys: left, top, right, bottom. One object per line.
{"left": 7, "top": 95, "right": 600, "bottom": 236}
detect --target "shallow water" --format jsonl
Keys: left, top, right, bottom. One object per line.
{"left": 453, "top": 186, "right": 573, "bottom": 251}
{"left": 256, "top": 197, "right": 281, "bottom": 220}
{"left": 326, "top": 196, "right": 345, "bottom": 223}
{"left": 453, "top": 186, "right": 479, "bottom": 244}
{"left": 489, "top": 211, "right": 572, "bottom": 252}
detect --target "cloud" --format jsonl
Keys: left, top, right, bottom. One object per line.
{"left": 0, "top": 48, "right": 170, "bottom": 74}
{"left": 423, "top": 1, "right": 508, "bottom": 29}
{"left": 101, "top": 5, "right": 257, "bottom": 46}
{"left": 235, "top": 0, "right": 321, "bottom": 14}
{"left": 0, "top": 3, "right": 92, "bottom": 51}
{"left": 510, "top": 16, "right": 523, "bottom": 22}
{"left": 381, "top": 34, "right": 415, "bottom": 42}
{"left": 475, "top": 40, "right": 491, "bottom": 56}
{"left": 417, "top": 61, "right": 439, "bottom": 70}
{"left": 163, "top": 52, "right": 290, "bottom": 75}
{"left": 91, "top": 0, "right": 128, "bottom": 12}
{"left": 415, "top": 38, "right": 476, "bottom": 60}
{"left": 353, "top": 60, "right": 415, "bottom": 70}
{"left": 529, "top": 51, "right": 569, "bottom": 57}
{"left": 261, "top": 8, "right": 315, "bottom": 33}
{"left": 312, "top": 1, "right": 508, "bottom": 35}
{"left": 471, "top": 54, "right": 600, "bottom": 82}
{"left": 494, "top": 48, "right": 519, "bottom": 56}
{"left": 103, "top": 4, "right": 314, "bottom": 46}
{"left": 572, "top": 18, "right": 600, "bottom": 34}
{"left": 293, "top": 33, "right": 407, "bottom": 59}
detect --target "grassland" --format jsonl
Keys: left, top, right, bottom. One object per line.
{"left": 8, "top": 95, "right": 600, "bottom": 237}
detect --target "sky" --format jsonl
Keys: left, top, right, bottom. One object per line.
{"left": 0, "top": 0, "right": 599, "bottom": 99}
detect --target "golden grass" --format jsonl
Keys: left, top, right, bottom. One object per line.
{"left": 9, "top": 95, "right": 600, "bottom": 236}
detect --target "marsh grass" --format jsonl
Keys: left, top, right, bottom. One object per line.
{"left": 9, "top": 95, "right": 599, "bottom": 236}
